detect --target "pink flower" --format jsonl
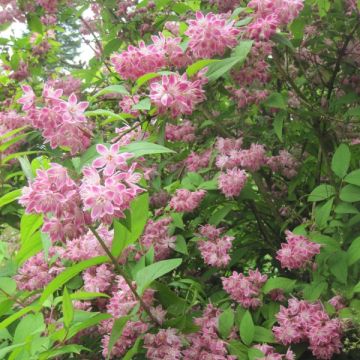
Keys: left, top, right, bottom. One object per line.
{"left": 150, "top": 73, "right": 206, "bottom": 117}
{"left": 222, "top": 269, "right": 267, "bottom": 308}
{"left": 83, "top": 264, "right": 114, "bottom": 293}
{"left": 218, "top": 168, "right": 247, "bottom": 197}
{"left": 92, "top": 143, "right": 133, "bottom": 176}
{"left": 267, "top": 150, "right": 298, "bottom": 178}
{"left": 185, "top": 12, "right": 240, "bottom": 59}
{"left": 276, "top": 230, "right": 321, "bottom": 270}
{"left": 18, "top": 85, "right": 35, "bottom": 110}
{"left": 140, "top": 217, "right": 176, "bottom": 260}
{"left": 14, "top": 247, "right": 64, "bottom": 291}
{"left": 111, "top": 41, "right": 166, "bottom": 81}
{"left": 272, "top": 298, "right": 342, "bottom": 359}
{"left": 328, "top": 296, "right": 346, "bottom": 311}
{"left": 185, "top": 149, "right": 212, "bottom": 172}
{"left": 197, "top": 224, "right": 234, "bottom": 267}
{"left": 165, "top": 120, "right": 196, "bottom": 142}
{"left": 169, "top": 189, "right": 206, "bottom": 212}
{"left": 246, "top": 14, "right": 279, "bottom": 41}
{"left": 101, "top": 320, "right": 148, "bottom": 359}
{"left": 253, "top": 344, "right": 295, "bottom": 360}
{"left": 183, "top": 305, "right": 236, "bottom": 360}
{"left": 144, "top": 328, "right": 183, "bottom": 360}
{"left": 59, "top": 93, "right": 89, "bottom": 123}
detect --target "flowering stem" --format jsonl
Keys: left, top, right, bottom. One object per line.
{"left": 88, "top": 225, "right": 160, "bottom": 325}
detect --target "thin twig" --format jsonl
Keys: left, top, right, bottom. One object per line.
{"left": 88, "top": 225, "right": 161, "bottom": 325}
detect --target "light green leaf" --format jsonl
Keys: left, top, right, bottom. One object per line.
{"left": 186, "top": 59, "right": 220, "bottom": 77}
{"left": 0, "top": 189, "right": 21, "bottom": 208}
{"left": 331, "top": 144, "right": 351, "bottom": 178}
{"left": 315, "top": 198, "right": 333, "bottom": 228}
{"left": 62, "top": 287, "right": 74, "bottom": 328}
{"left": 344, "top": 169, "right": 360, "bottom": 186}
{"left": 112, "top": 192, "right": 149, "bottom": 257}
{"left": 0, "top": 277, "right": 17, "bottom": 295}
{"left": 308, "top": 184, "right": 335, "bottom": 202}
{"left": 132, "top": 97, "right": 151, "bottom": 110}
{"left": 264, "top": 93, "right": 287, "bottom": 109}
{"left": 121, "top": 141, "right": 175, "bottom": 157}
{"left": 340, "top": 185, "right": 360, "bottom": 202}
{"left": 39, "top": 344, "right": 88, "bottom": 359}
{"left": 94, "top": 85, "right": 129, "bottom": 98}
{"left": 107, "top": 316, "right": 131, "bottom": 360}
{"left": 135, "top": 258, "right": 182, "bottom": 294}
{"left": 218, "top": 308, "right": 234, "bottom": 339}
{"left": 253, "top": 326, "right": 276, "bottom": 343}
{"left": 239, "top": 310, "right": 254, "bottom": 346}
{"left": 262, "top": 277, "right": 296, "bottom": 294}
{"left": 347, "top": 236, "right": 360, "bottom": 266}
{"left": 38, "top": 256, "right": 107, "bottom": 306}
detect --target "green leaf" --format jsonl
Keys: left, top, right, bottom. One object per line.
{"left": 0, "top": 305, "right": 36, "bottom": 331}
{"left": 39, "top": 344, "right": 88, "bottom": 359}
{"left": 329, "top": 251, "right": 348, "bottom": 284}
{"left": 135, "top": 258, "right": 182, "bottom": 294}
{"left": 347, "top": 237, "right": 360, "bottom": 266}
{"left": 239, "top": 310, "right": 254, "bottom": 346}
{"left": 174, "top": 235, "right": 188, "bottom": 255}
{"left": 112, "top": 192, "right": 149, "bottom": 257}
{"left": 186, "top": 59, "right": 220, "bottom": 77}
{"left": 209, "top": 203, "right": 234, "bottom": 226}
{"left": 0, "top": 189, "right": 21, "bottom": 208}
{"left": 308, "top": 184, "right": 335, "bottom": 202}
{"left": 340, "top": 185, "right": 360, "bottom": 202}
{"left": 103, "top": 38, "right": 122, "bottom": 57}
{"left": 334, "top": 202, "right": 359, "bottom": 214}
{"left": 122, "top": 337, "right": 141, "bottom": 360}
{"left": 132, "top": 98, "right": 151, "bottom": 110}
{"left": 218, "top": 308, "right": 234, "bottom": 339}
{"left": 262, "top": 277, "right": 296, "bottom": 294}
{"left": 264, "top": 93, "right": 287, "bottom": 109}
{"left": 273, "top": 111, "right": 285, "bottom": 141}
{"left": 121, "top": 141, "right": 175, "bottom": 157}
{"left": 0, "top": 126, "right": 29, "bottom": 141}
{"left": 94, "top": 85, "right": 129, "bottom": 98}
{"left": 19, "top": 156, "right": 34, "bottom": 180}
{"left": 315, "top": 198, "right": 333, "bottom": 228}
{"left": 253, "top": 326, "right": 276, "bottom": 343}
{"left": 331, "top": 144, "right": 351, "bottom": 178}
{"left": 303, "top": 281, "right": 327, "bottom": 301}
{"left": 27, "top": 14, "right": 43, "bottom": 33}
{"left": 38, "top": 256, "right": 107, "bottom": 306}
{"left": 344, "top": 169, "right": 360, "bottom": 186}
{"left": 0, "top": 277, "right": 17, "bottom": 295}
{"left": 133, "top": 73, "right": 159, "bottom": 92}
{"left": 20, "top": 213, "right": 43, "bottom": 243}
{"left": 62, "top": 288, "right": 74, "bottom": 328}
{"left": 0, "top": 132, "right": 30, "bottom": 152}
{"left": 13, "top": 313, "right": 45, "bottom": 344}
{"left": 107, "top": 316, "right": 130, "bottom": 360}
{"left": 354, "top": 281, "right": 360, "bottom": 293}
{"left": 16, "top": 230, "right": 42, "bottom": 264}
{"left": 248, "top": 348, "right": 265, "bottom": 360}
{"left": 317, "top": 0, "right": 330, "bottom": 16}
{"left": 206, "top": 40, "right": 253, "bottom": 81}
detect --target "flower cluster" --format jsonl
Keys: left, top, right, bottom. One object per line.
{"left": 218, "top": 167, "right": 247, "bottom": 197}
{"left": 185, "top": 12, "right": 240, "bottom": 59}
{"left": 222, "top": 269, "right": 268, "bottom": 308}
{"left": 14, "top": 247, "right": 64, "bottom": 291}
{"left": 276, "top": 230, "right": 321, "bottom": 270}
{"left": 272, "top": 298, "right": 342, "bottom": 359}
{"left": 253, "top": 344, "right": 295, "bottom": 360}
{"left": 267, "top": 150, "right": 299, "bottom": 178}
{"left": 185, "top": 149, "right": 212, "bottom": 172}
{"left": 197, "top": 224, "right": 234, "bottom": 267}
{"left": 169, "top": 189, "right": 206, "bottom": 212}
{"left": 183, "top": 304, "right": 236, "bottom": 360}
{"left": 80, "top": 145, "right": 143, "bottom": 222}
{"left": 20, "top": 163, "right": 86, "bottom": 242}
{"left": 139, "top": 217, "right": 176, "bottom": 260}
{"left": 18, "top": 85, "right": 92, "bottom": 154}
{"left": 247, "top": 0, "right": 304, "bottom": 41}
{"left": 165, "top": 120, "right": 196, "bottom": 142}
{"left": 150, "top": 73, "right": 206, "bottom": 117}
{"left": 144, "top": 328, "right": 183, "bottom": 360}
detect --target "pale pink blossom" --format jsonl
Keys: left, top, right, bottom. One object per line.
{"left": 169, "top": 189, "right": 206, "bottom": 212}
{"left": 59, "top": 93, "right": 89, "bottom": 124}
{"left": 18, "top": 85, "right": 35, "bottom": 110}
{"left": 185, "top": 12, "right": 240, "bottom": 59}
{"left": 222, "top": 269, "right": 267, "bottom": 308}
{"left": 276, "top": 230, "right": 321, "bottom": 270}
{"left": 218, "top": 168, "right": 247, "bottom": 197}
{"left": 150, "top": 73, "right": 206, "bottom": 117}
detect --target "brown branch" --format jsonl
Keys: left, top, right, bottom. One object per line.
{"left": 88, "top": 225, "right": 161, "bottom": 326}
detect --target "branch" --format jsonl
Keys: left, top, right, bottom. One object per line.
{"left": 88, "top": 225, "right": 161, "bottom": 325}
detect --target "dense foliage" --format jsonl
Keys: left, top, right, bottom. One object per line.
{"left": 1, "top": 0, "right": 360, "bottom": 359}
